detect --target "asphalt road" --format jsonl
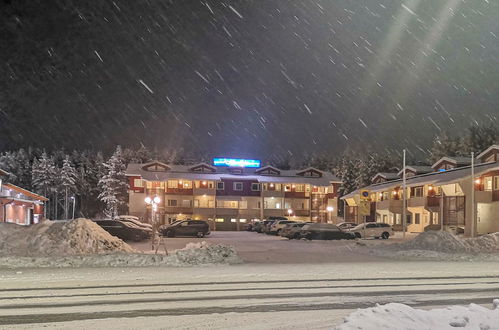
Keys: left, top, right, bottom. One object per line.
{"left": 1, "top": 264, "right": 499, "bottom": 329}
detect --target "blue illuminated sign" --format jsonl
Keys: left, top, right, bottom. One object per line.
{"left": 213, "top": 158, "right": 261, "bottom": 168}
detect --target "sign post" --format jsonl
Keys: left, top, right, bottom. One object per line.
{"left": 359, "top": 190, "right": 371, "bottom": 239}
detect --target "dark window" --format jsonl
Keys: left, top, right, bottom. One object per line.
{"left": 217, "top": 182, "right": 225, "bottom": 190}
{"left": 233, "top": 182, "right": 243, "bottom": 191}
{"left": 167, "top": 200, "right": 177, "bottom": 207}
{"left": 251, "top": 183, "right": 260, "bottom": 191}
{"left": 415, "top": 214, "right": 420, "bottom": 224}
{"left": 366, "top": 223, "right": 377, "bottom": 228}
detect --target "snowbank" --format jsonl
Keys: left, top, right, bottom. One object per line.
{"left": 392, "top": 231, "right": 499, "bottom": 254}
{"left": 0, "top": 219, "right": 241, "bottom": 268}
{"left": 368, "top": 231, "right": 499, "bottom": 261}
{"left": 335, "top": 301, "right": 499, "bottom": 330}
{"left": 0, "top": 242, "right": 241, "bottom": 268}
{"left": 0, "top": 218, "right": 135, "bottom": 256}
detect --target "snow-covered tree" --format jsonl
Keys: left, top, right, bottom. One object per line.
{"left": 32, "top": 152, "right": 57, "bottom": 218}
{"left": 98, "top": 146, "right": 129, "bottom": 218}
{"left": 60, "top": 155, "right": 77, "bottom": 219}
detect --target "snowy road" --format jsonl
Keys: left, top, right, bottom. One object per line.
{"left": 2, "top": 262, "right": 499, "bottom": 329}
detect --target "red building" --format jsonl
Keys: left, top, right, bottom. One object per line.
{"left": 0, "top": 169, "right": 47, "bottom": 225}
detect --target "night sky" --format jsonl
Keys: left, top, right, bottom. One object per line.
{"left": 1, "top": 0, "right": 498, "bottom": 159}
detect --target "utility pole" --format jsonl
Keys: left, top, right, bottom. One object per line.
{"left": 471, "top": 152, "right": 475, "bottom": 237}
{"left": 402, "top": 149, "right": 407, "bottom": 239}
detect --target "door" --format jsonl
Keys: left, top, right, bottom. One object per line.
{"left": 366, "top": 223, "right": 377, "bottom": 237}
{"left": 176, "top": 221, "right": 191, "bottom": 236}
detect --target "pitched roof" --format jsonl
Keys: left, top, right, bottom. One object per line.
{"left": 2, "top": 183, "right": 48, "bottom": 202}
{"left": 0, "top": 168, "right": 10, "bottom": 177}
{"left": 476, "top": 145, "right": 499, "bottom": 161}
{"left": 372, "top": 172, "right": 399, "bottom": 181}
{"left": 126, "top": 163, "right": 341, "bottom": 186}
{"left": 432, "top": 156, "right": 472, "bottom": 169}
{"left": 397, "top": 166, "right": 433, "bottom": 176}
{"left": 342, "top": 161, "right": 499, "bottom": 199}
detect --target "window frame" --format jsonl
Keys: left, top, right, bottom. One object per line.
{"left": 251, "top": 183, "right": 260, "bottom": 191}
{"left": 216, "top": 182, "right": 225, "bottom": 190}
{"left": 233, "top": 182, "right": 243, "bottom": 191}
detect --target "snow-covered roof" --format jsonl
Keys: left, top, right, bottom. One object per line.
{"left": 0, "top": 168, "right": 10, "bottom": 177}
{"left": 431, "top": 156, "right": 472, "bottom": 169}
{"left": 476, "top": 145, "right": 499, "bottom": 161}
{"left": 371, "top": 172, "right": 399, "bottom": 182}
{"left": 397, "top": 166, "right": 433, "bottom": 177}
{"left": 126, "top": 163, "right": 341, "bottom": 186}
{"left": 342, "top": 161, "right": 499, "bottom": 199}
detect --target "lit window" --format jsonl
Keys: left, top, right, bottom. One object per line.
{"left": 484, "top": 177, "right": 492, "bottom": 191}
{"left": 231, "top": 218, "right": 237, "bottom": 223}
{"left": 133, "top": 179, "right": 143, "bottom": 188}
{"left": 494, "top": 177, "right": 499, "bottom": 190}
{"left": 215, "top": 218, "right": 224, "bottom": 223}
{"left": 167, "top": 180, "right": 178, "bottom": 188}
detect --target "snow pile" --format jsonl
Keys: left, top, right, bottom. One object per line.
{"left": 0, "top": 241, "right": 241, "bottom": 268}
{"left": 0, "top": 218, "right": 135, "bottom": 257}
{"left": 389, "top": 231, "right": 499, "bottom": 254}
{"left": 172, "top": 241, "right": 240, "bottom": 265}
{"left": 335, "top": 301, "right": 499, "bottom": 330}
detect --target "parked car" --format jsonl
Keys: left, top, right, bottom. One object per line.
{"left": 160, "top": 220, "right": 210, "bottom": 238}
{"left": 300, "top": 223, "right": 356, "bottom": 240}
{"left": 253, "top": 221, "right": 266, "bottom": 233}
{"left": 351, "top": 222, "right": 393, "bottom": 239}
{"left": 279, "top": 222, "right": 308, "bottom": 239}
{"left": 115, "top": 215, "right": 153, "bottom": 231}
{"left": 269, "top": 220, "right": 297, "bottom": 235}
{"left": 336, "top": 222, "right": 358, "bottom": 231}
{"left": 94, "top": 219, "right": 150, "bottom": 241}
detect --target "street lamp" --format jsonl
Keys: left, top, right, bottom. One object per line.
{"left": 145, "top": 195, "right": 161, "bottom": 250}
{"left": 287, "top": 209, "right": 293, "bottom": 217}
{"left": 70, "top": 196, "right": 76, "bottom": 219}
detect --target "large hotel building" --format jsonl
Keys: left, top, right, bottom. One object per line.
{"left": 126, "top": 159, "right": 341, "bottom": 230}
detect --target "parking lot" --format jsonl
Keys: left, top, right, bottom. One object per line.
{"left": 129, "top": 231, "right": 417, "bottom": 263}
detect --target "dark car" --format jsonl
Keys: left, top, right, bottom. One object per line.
{"left": 279, "top": 222, "right": 308, "bottom": 239}
{"left": 300, "top": 223, "right": 356, "bottom": 240}
{"left": 254, "top": 220, "right": 271, "bottom": 233}
{"left": 94, "top": 220, "right": 150, "bottom": 241}
{"left": 160, "top": 220, "right": 210, "bottom": 238}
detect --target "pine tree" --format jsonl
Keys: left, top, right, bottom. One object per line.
{"left": 429, "top": 132, "right": 462, "bottom": 163}
{"left": 32, "top": 152, "right": 57, "bottom": 218}
{"left": 98, "top": 146, "right": 129, "bottom": 218}
{"left": 60, "top": 155, "right": 77, "bottom": 219}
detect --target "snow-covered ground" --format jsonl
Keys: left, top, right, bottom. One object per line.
{"left": 2, "top": 262, "right": 499, "bottom": 329}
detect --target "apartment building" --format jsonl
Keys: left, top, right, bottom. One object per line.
{"left": 0, "top": 169, "right": 47, "bottom": 225}
{"left": 126, "top": 160, "right": 341, "bottom": 230}
{"left": 341, "top": 145, "right": 499, "bottom": 236}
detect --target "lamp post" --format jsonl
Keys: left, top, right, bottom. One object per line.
{"left": 287, "top": 209, "right": 293, "bottom": 218}
{"left": 326, "top": 206, "right": 334, "bottom": 223}
{"left": 145, "top": 195, "right": 161, "bottom": 250}
{"left": 70, "top": 196, "right": 76, "bottom": 219}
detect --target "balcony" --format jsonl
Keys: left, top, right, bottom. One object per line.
{"left": 164, "top": 206, "right": 193, "bottom": 214}
{"left": 165, "top": 188, "right": 193, "bottom": 195}
{"left": 193, "top": 188, "right": 216, "bottom": 196}
{"left": 376, "top": 199, "right": 403, "bottom": 213}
